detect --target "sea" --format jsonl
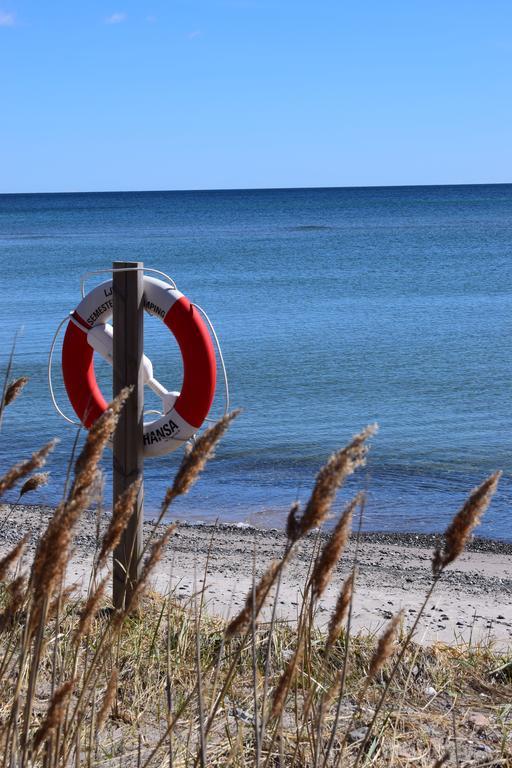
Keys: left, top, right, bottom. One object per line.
{"left": 0, "top": 185, "right": 510, "bottom": 539}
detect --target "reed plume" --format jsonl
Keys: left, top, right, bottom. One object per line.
{"left": 0, "top": 334, "right": 18, "bottom": 429}
{"left": 291, "top": 424, "right": 376, "bottom": 542}
{"left": 4, "top": 376, "right": 28, "bottom": 407}
{"left": 0, "top": 575, "right": 26, "bottom": 632}
{"left": 97, "top": 478, "right": 141, "bottom": 569}
{"left": 432, "top": 471, "right": 501, "bottom": 576}
{"left": 47, "top": 584, "right": 76, "bottom": 622}
{"left": 29, "top": 520, "right": 74, "bottom": 632}
{"left": 32, "top": 679, "right": 74, "bottom": 752}
{"left": 29, "top": 391, "right": 129, "bottom": 630}
{"left": 325, "top": 569, "right": 355, "bottom": 650}
{"left": 0, "top": 439, "right": 56, "bottom": 498}
{"left": 310, "top": 494, "right": 360, "bottom": 599}
{"left": 225, "top": 560, "right": 281, "bottom": 639}
{"left": 74, "top": 578, "right": 107, "bottom": 640}
{"left": 285, "top": 501, "right": 300, "bottom": 542}
{"left": 0, "top": 534, "right": 29, "bottom": 581}
{"left": 97, "top": 668, "right": 118, "bottom": 731}
{"left": 72, "top": 388, "right": 130, "bottom": 503}
{"left": 271, "top": 634, "right": 305, "bottom": 719}
{"left": 19, "top": 472, "right": 49, "bottom": 498}
{"left": 124, "top": 523, "right": 177, "bottom": 614}
{"left": 161, "top": 410, "right": 240, "bottom": 509}
{"left": 367, "top": 612, "right": 402, "bottom": 681}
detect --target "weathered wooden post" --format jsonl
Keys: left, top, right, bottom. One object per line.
{"left": 112, "top": 260, "right": 144, "bottom": 609}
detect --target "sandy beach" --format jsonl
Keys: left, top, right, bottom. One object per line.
{"left": 2, "top": 502, "right": 511, "bottom": 647}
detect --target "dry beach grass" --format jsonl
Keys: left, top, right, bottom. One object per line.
{"left": 0, "top": 376, "right": 511, "bottom": 766}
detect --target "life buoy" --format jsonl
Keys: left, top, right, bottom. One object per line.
{"left": 61, "top": 276, "right": 217, "bottom": 457}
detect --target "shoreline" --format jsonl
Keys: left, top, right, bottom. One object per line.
{"left": 2, "top": 503, "right": 512, "bottom": 647}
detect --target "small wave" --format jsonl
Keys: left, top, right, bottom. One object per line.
{"left": 0, "top": 234, "right": 52, "bottom": 241}
{"left": 290, "top": 224, "right": 333, "bottom": 231}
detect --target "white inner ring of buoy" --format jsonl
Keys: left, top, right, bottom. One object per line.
{"left": 86, "top": 322, "right": 180, "bottom": 416}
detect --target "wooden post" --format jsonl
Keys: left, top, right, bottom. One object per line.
{"left": 112, "top": 261, "right": 144, "bottom": 610}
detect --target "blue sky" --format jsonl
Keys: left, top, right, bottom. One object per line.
{"left": 1, "top": 1, "right": 511, "bottom": 192}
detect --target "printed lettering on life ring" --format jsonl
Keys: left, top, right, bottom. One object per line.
{"left": 61, "top": 276, "right": 217, "bottom": 457}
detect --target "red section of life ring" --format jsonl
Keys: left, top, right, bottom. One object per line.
{"left": 62, "top": 313, "right": 106, "bottom": 428}
{"left": 164, "top": 298, "right": 216, "bottom": 428}
{"left": 61, "top": 294, "right": 217, "bottom": 437}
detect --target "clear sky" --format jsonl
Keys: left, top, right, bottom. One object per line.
{"left": 1, "top": 1, "right": 511, "bottom": 192}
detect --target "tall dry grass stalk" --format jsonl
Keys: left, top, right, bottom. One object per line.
{"left": 0, "top": 574, "right": 26, "bottom": 631}
{"left": 72, "top": 387, "right": 130, "bottom": 501}
{"left": 367, "top": 611, "right": 402, "bottom": 681}
{"left": 124, "top": 523, "right": 177, "bottom": 614}
{"left": 0, "top": 404, "right": 507, "bottom": 768}
{"left": 159, "top": 410, "right": 240, "bottom": 513}
{"left": 257, "top": 443, "right": 372, "bottom": 766}
{"left": 4, "top": 377, "right": 29, "bottom": 408}
{"left": 96, "top": 668, "right": 118, "bottom": 732}
{"left": 330, "top": 611, "right": 404, "bottom": 768}
{"left": 432, "top": 471, "right": 501, "bottom": 576}
{"left": 0, "top": 473, "right": 49, "bottom": 542}
{"left": 310, "top": 494, "right": 360, "bottom": 599}
{"left": 18, "top": 472, "right": 49, "bottom": 499}
{"left": 0, "top": 440, "right": 56, "bottom": 498}
{"left": 32, "top": 679, "right": 74, "bottom": 752}
{"left": 285, "top": 501, "right": 301, "bottom": 542}
{"left": 47, "top": 584, "right": 75, "bottom": 623}
{"left": 225, "top": 560, "right": 281, "bottom": 639}
{"left": 74, "top": 577, "right": 107, "bottom": 640}
{"left": 0, "top": 333, "right": 19, "bottom": 429}
{"left": 141, "top": 410, "right": 241, "bottom": 559}
{"left": 289, "top": 424, "right": 376, "bottom": 542}
{"left": 29, "top": 390, "right": 129, "bottom": 632}
{"left": 351, "top": 474, "right": 503, "bottom": 767}
{"left": 96, "top": 478, "right": 141, "bottom": 569}
{"left": 0, "top": 534, "right": 29, "bottom": 582}
{"left": 271, "top": 634, "right": 305, "bottom": 719}
{"left": 325, "top": 569, "right": 355, "bottom": 650}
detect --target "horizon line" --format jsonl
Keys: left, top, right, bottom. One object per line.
{"left": 1, "top": 181, "right": 511, "bottom": 196}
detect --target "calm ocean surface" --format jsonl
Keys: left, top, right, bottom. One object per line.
{"left": 0, "top": 185, "right": 510, "bottom": 538}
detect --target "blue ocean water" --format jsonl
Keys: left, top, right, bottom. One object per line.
{"left": 0, "top": 185, "right": 510, "bottom": 539}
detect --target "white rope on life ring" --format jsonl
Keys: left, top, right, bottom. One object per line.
{"left": 61, "top": 275, "right": 217, "bottom": 458}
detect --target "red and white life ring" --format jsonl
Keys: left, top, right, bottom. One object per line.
{"left": 61, "top": 276, "right": 217, "bottom": 458}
